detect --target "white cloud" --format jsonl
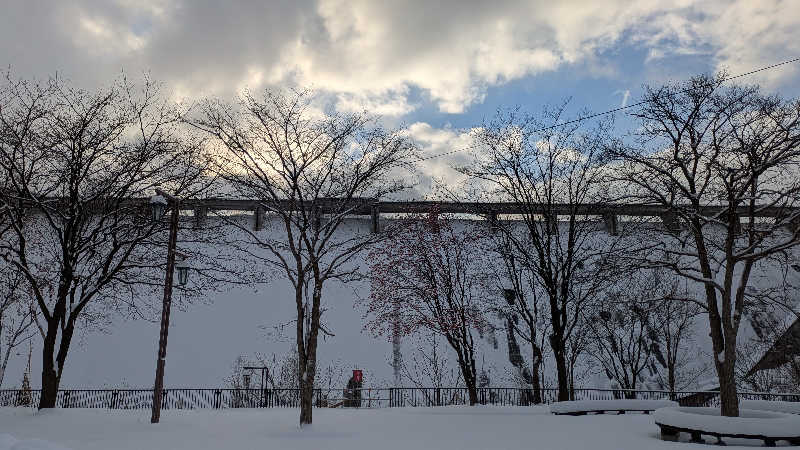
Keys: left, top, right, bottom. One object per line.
{"left": 401, "top": 122, "right": 478, "bottom": 197}
{"left": 0, "top": 0, "right": 798, "bottom": 115}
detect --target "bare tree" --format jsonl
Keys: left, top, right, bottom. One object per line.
{"left": 364, "top": 209, "right": 490, "bottom": 405}
{"left": 466, "top": 105, "right": 620, "bottom": 401}
{"left": 585, "top": 272, "right": 660, "bottom": 395}
{"left": 650, "top": 281, "right": 707, "bottom": 395}
{"left": 607, "top": 73, "right": 800, "bottom": 416}
{"left": 0, "top": 74, "right": 210, "bottom": 408}
{"left": 398, "top": 333, "right": 463, "bottom": 390}
{"left": 0, "top": 268, "right": 35, "bottom": 387}
{"left": 492, "top": 232, "right": 549, "bottom": 403}
{"left": 193, "top": 89, "right": 415, "bottom": 426}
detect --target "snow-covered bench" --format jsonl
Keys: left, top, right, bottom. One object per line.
{"left": 550, "top": 399, "right": 677, "bottom": 416}
{"left": 654, "top": 407, "right": 800, "bottom": 447}
{"left": 741, "top": 399, "right": 800, "bottom": 415}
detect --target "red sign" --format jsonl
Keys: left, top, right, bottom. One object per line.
{"left": 352, "top": 370, "right": 363, "bottom": 383}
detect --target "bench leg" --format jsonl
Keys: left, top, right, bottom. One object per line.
{"left": 690, "top": 432, "right": 704, "bottom": 444}
{"left": 659, "top": 425, "right": 679, "bottom": 442}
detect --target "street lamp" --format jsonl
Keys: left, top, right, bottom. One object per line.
{"left": 149, "top": 188, "right": 188, "bottom": 424}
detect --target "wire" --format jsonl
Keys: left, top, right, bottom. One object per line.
{"left": 414, "top": 57, "right": 800, "bottom": 162}
{"left": 414, "top": 144, "right": 479, "bottom": 162}
{"left": 528, "top": 57, "right": 800, "bottom": 134}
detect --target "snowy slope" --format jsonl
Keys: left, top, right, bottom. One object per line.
{"left": 2, "top": 214, "right": 797, "bottom": 392}
{"left": 1, "top": 215, "right": 510, "bottom": 390}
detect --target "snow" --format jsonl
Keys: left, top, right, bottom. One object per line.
{"left": 741, "top": 400, "right": 800, "bottom": 415}
{"left": 3, "top": 406, "right": 798, "bottom": 450}
{"left": 550, "top": 399, "right": 677, "bottom": 414}
{"left": 653, "top": 407, "right": 800, "bottom": 438}
{"left": 0, "top": 434, "right": 70, "bottom": 450}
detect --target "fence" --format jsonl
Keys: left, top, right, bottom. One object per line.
{"left": 1, "top": 387, "right": 798, "bottom": 409}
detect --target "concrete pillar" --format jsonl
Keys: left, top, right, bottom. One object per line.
{"left": 602, "top": 213, "right": 618, "bottom": 236}
{"left": 254, "top": 206, "right": 265, "bottom": 231}
{"left": 544, "top": 214, "right": 558, "bottom": 235}
{"left": 660, "top": 212, "right": 681, "bottom": 233}
{"left": 488, "top": 211, "right": 499, "bottom": 231}
{"left": 371, "top": 205, "right": 380, "bottom": 234}
{"left": 313, "top": 207, "right": 321, "bottom": 231}
{"left": 193, "top": 207, "right": 207, "bottom": 229}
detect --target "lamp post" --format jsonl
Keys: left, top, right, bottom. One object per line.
{"left": 149, "top": 189, "right": 187, "bottom": 424}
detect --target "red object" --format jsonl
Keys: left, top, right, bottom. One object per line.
{"left": 352, "top": 370, "right": 363, "bottom": 383}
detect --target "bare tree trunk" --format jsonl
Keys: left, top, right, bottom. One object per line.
{"left": 531, "top": 351, "right": 542, "bottom": 404}
{"left": 452, "top": 335, "right": 479, "bottom": 406}
{"left": 668, "top": 370, "right": 676, "bottom": 398}
{"left": 718, "top": 356, "right": 739, "bottom": 417}
{"left": 40, "top": 325, "right": 59, "bottom": 409}
{"left": 465, "top": 372, "right": 478, "bottom": 406}
{"left": 298, "top": 372, "right": 315, "bottom": 425}
{"left": 550, "top": 336, "right": 569, "bottom": 401}
{"left": 457, "top": 353, "right": 478, "bottom": 406}
{"left": 298, "top": 283, "right": 323, "bottom": 426}
{"left": 0, "top": 352, "right": 8, "bottom": 388}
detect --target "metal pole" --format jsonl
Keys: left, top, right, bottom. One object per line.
{"left": 151, "top": 200, "right": 179, "bottom": 424}
{"left": 261, "top": 368, "right": 266, "bottom": 408}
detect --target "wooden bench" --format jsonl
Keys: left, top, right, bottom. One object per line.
{"left": 655, "top": 407, "right": 800, "bottom": 447}
{"left": 741, "top": 400, "right": 800, "bottom": 415}
{"left": 657, "top": 422, "right": 800, "bottom": 446}
{"left": 550, "top": 399, "right": 677, "bottom": 416}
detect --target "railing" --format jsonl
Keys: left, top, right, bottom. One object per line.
{"left": 1, "top": 387, "right": 798, "bottom": 409}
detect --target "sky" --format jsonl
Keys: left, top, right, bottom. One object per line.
{"left": 2, "top": 0, "right": 800, "bottom": 200}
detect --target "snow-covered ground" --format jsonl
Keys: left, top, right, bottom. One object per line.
{"left": 1, "top": 406, "right": 797, "bottom": 450}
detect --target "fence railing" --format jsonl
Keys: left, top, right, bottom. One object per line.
{"left": 1, "top": 387, "right": 798, "bottom": 409}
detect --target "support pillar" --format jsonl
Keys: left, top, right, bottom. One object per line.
{"left": 371, "top": 205, "right": 380, "bottom": 233}
{"left": 602, "top": 213, "right": 618, "bottom": 236}
{"left": 193, "top": 207, "right": 207, "bottom": 229}
{"left": 254, "top": 206, "right": 265, "bottom": 231}
{"left": 660, "top": 212, "right": 681, "bottom": 233}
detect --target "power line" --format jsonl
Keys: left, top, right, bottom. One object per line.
{"left": 529, "top": 57, "right": 800, "bottom": 134}
{"left": 414, "top": 57, "right": 800, "bottom": 163}
{"left": 414, "top": 144, "right": 478, "bottom": 162}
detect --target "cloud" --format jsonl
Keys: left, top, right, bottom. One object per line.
{"left": 0, "top": 0, "right": 798, "bottom": 116}
{"left": 614, "top": 90, "right": 631, "bottom": 108}
{"left": 401, "top": 122, "right": 478, "bottom": 198}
